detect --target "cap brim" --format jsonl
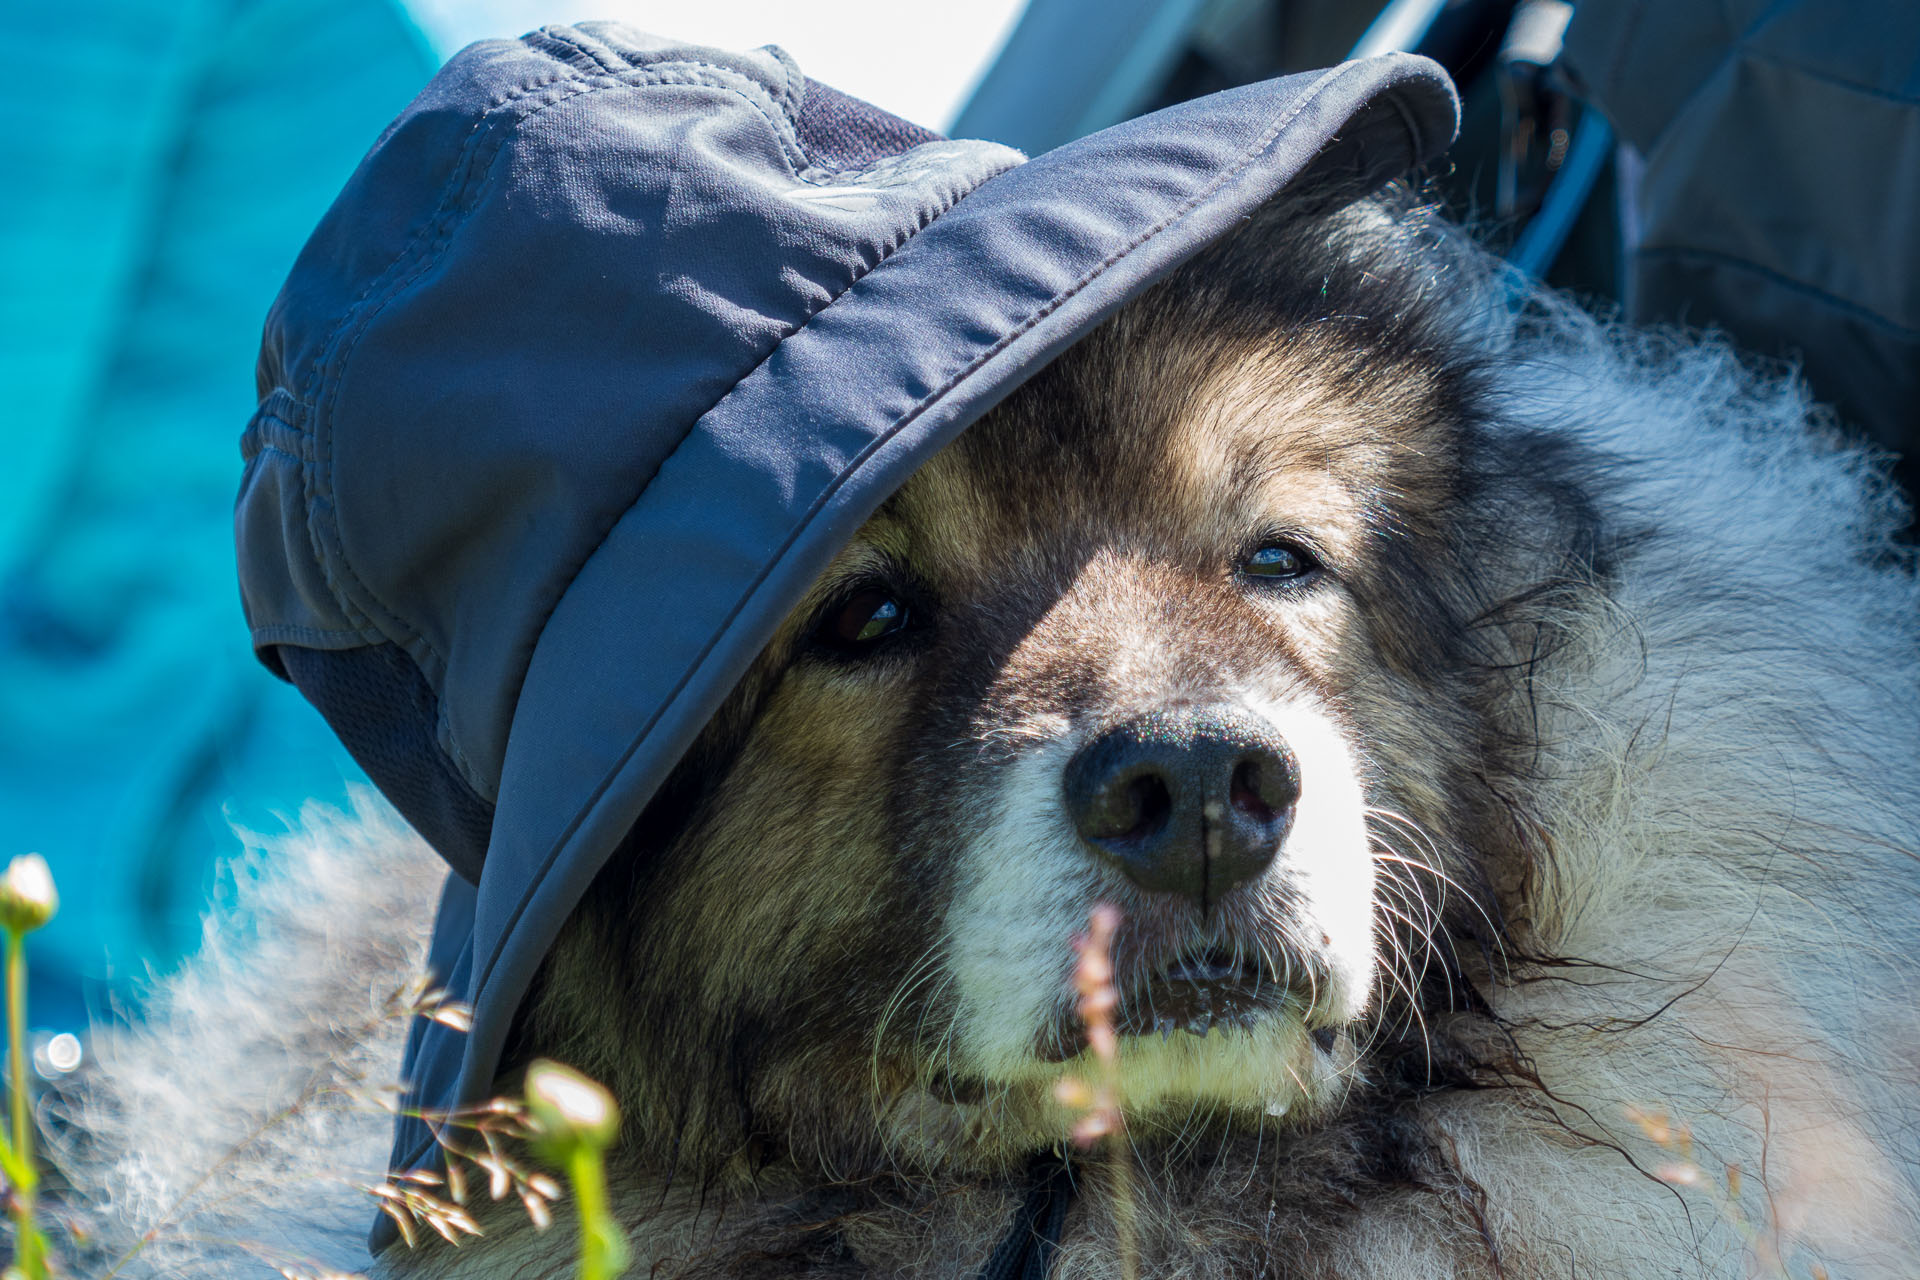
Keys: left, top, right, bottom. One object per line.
{"left": 391, "top": 53, "right": 1458, "bottom": 1173}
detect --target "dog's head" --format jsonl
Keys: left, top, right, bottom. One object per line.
{"left": 522, "top": 193, "right": 1602, "bottom": 1178}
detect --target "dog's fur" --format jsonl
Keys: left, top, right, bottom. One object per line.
{"left": 48, "top": 189, "right": 1920, "bottom": 1279}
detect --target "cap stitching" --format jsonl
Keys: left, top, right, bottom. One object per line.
{"left": 251, "top": 622, "right": 387, "bottom": 649}
{"left": 306, "top": 58, "right": 842, "bottom": 634}
{"left": 294, "top": 67, "right": 581, "bottom": 660}
{"left": 760, "top": 44, "right": 809, "bottom": 130}
{"left": 526, "top": 26, "right": 629, "bottom": 76}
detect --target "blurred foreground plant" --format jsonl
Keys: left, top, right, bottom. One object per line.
{"left": 525, "top": 1061, "right": 627, "bottom": 1280}
{"left": 1627, "top": 1104, "right": 1831, "bottom": 1280}
{"left": 355, "top": 1045, "right": 630, "bottom": 1280}
{"left": 374, "top": 1057, "right": 631, "bottom": 1280}
{"left": 0, "top": 853, "right": 58, "bottom": 1279}
{"left": 1052, "top": 904, "right": 1138, "bottom": 1280}
{"left": 0, "top": 846, "right": 623, "bottom": 1280}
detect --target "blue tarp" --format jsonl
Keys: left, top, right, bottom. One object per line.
{"left": 0, "top": 0, "right": 434, "bottom": 1029}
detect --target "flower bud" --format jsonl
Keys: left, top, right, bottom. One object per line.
{"left": 524, "top": 1059, "right": 619, "bottom": 1155}
{"left": 0, "top": 854, "right": 57, "bottom": 935}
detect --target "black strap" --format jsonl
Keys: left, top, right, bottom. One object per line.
{"left": 974, "top": 1157, "right": 1074, "bottom": 1280}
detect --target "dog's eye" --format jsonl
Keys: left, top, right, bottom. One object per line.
{"left": 1240, "top": 542, "right": 1319, "bottom": 583}
{"left": 817, "top": 589, "right": 911, "bottom": 652}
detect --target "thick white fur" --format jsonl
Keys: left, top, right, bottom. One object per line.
{"left": 42, "top": 796, "right": 443, "bottom": 1278}
{"left": 1428, "top": 304, "right": 1920, "bottom": 1277}
{"left": 34, "top": 271, "right": 1920, "bottom": 1277}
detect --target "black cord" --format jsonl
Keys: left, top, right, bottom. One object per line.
{"left": 974, "top": 1156, "right": 1075, "bottom": 1280}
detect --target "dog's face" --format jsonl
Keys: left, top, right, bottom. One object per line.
{"left": 862, "top": 338, "right": 1390, "bottom": 1126}
{"left": 528, "top": 196, "right": 1587, "bottom": 1178}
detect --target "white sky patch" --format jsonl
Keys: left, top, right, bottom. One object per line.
{"left": 405, "top": 0, "right": 1030, "bottom": 131}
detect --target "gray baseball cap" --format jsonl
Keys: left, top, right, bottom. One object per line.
{"left": 234, "top": 21, "right": 1458, "bottom": 1203}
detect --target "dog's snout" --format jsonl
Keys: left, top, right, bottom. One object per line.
{"left": 1063, "top": 707, "right": 1300, "bottom": 908}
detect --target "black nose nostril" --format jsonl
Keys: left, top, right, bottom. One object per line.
{"left": 1063, "top": 707, "right": 1299, "bottom": 908}
{"left": 1229, "top": 754, "right": 1299, "bottom": 825}
{"left": 1229, "top": 759, "right": 1274, "bottom": 823}
{"left": 1081, "top": 771, "right": 1173, "bottom": 843}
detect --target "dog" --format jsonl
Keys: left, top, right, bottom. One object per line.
{"left": 50, "top": 186, "right": 1920, "bottom": 1279}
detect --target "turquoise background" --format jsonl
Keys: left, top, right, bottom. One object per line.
{"left": 0, "top": 0, "right": 436, "bottom": 1029}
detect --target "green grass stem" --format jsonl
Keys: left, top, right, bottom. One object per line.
{"left": 565, "top": 1143, "right": 627, "bottom": 1280}
{"left": 7, "top": 929, "right": 43, "bottom": 1278}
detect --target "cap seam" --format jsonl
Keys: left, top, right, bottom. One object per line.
{"left": 250, "top": 622, "right": 389, "bottom": 649}
{"left": 302, "top": 61, "right": 824, "bottom": 664}
{"left": 437, "top": 703, "right": 495, "bottom": 804}
{"left": 525, "top": 26, "right": 630, "bottom": 77}
{"left": 294, "top": 63, "right": 585, "bottom": 669}
{"left": 760, "top": 43, "right": 809, "bottom": 133}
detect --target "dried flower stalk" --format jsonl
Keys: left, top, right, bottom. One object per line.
{"left": 1053, "top": 904, "right": 1138, "bottom": 1280}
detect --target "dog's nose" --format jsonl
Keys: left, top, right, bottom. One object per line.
{"left": 1063, "top": 707, "right": 1300, "bottom": 908}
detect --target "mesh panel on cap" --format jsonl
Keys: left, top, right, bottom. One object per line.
{"left": 278, "top": 644, "right": 493, "bottom": 883}
{"left": 795, "top": 77, "right": 943, "bottom": 171}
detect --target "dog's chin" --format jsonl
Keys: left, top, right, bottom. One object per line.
{"left": 876, "top": 937, "right": 1369, "bottom": 1167}
{"left": 1049, "top": 1002, "right": 1351, "bottom": 1122}
{"left": 878, "top": 1011, "right": 1351, "bottom": 1173}
{"left": 1125, "top": 1018, "right": 1347, "bottom": 1122}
